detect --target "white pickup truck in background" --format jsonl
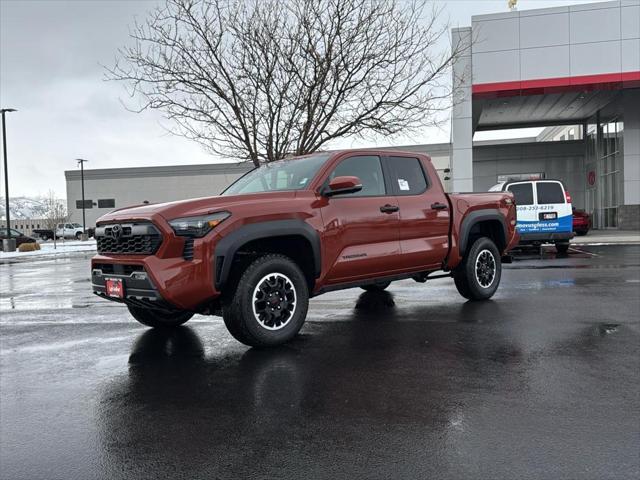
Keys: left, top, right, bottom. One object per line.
{"left": 56, "top": 223, "right": 85, "bottom": 239}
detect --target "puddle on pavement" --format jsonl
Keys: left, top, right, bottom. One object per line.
{"left": 511, "top": 246, "right": 594, "bottom": 261}
{"left": 598, "top": 323, "right": 619, "bottom": 335}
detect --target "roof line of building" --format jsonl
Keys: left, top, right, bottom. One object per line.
{"left": 65, "top": 162, "right": 253, "bottom": 180}
{"left": 64, "top": 136, "right": 583, "bottom": 181}
{"left": 470, "top": 0, "right": 625, "bottom": 23}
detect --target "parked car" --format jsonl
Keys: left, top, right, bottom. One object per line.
{"left": 572, "top": 208, "right": 591, "bottom": 236}
{"left": 0, "top": 228, "right": 37, "bottom": 251}
{"left": 92, "top": 149, "right": 519, "bottom": 347}
{"left": 490, "top": 179, "right": 574, "bottom": 253}
{"left": 56, "top": 223, "right": 85, "bottom": 239}
{"left": 32, "top": 228, "right": 55, "bottom": 240}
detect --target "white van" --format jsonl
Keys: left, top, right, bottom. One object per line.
{"left": 490, "top": 179, "right": 574, "bottom": 253}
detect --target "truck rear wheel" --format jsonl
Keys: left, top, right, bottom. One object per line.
{"left": 127, "top": 305, "right": 194, "bottom": 328}
{"left": 454, "top": 237, "right": 501, "bottom": 301}
{"left": 222, "top": 254, "right": 309, "bottom": 347}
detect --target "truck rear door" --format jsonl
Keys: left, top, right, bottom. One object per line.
{"left": 383, "top": 155, "right": 450, "bottom": 270}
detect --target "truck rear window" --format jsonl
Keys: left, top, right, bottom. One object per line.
{"left": 536, "top": 182, "right": 565, "bottom": 204}
{"left": 386, "top": 157, "right": 428, "bottom": 195}
{"left": 507, "top": 183, "right": 533, "bottom": 206}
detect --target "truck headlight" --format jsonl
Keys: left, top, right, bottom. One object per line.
{"left": 168, "top": 212, "right": 230, "bottom": 237}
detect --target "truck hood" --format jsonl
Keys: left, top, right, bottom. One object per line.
{"left": 97, "top": 191, "right": 299, "bottom": 223}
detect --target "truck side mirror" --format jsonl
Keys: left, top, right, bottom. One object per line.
{"left": 324, "top": 176, "right": 363, "bottom": 196}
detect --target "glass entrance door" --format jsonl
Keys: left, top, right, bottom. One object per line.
{"left": 586, "top": 116, "right": 624, "bottom": 229}
{"left": 598, "top": 119, "right": 623, "bottom": 229}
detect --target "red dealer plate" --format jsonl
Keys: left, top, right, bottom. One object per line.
{"left": 105, "top": 278, "right": 124, "bottom": 298}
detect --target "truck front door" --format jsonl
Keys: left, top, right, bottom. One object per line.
{"left": 319, "top": 155, "right": 400, "bottom": 284}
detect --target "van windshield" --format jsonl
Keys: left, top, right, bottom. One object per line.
{"left": 507, "top": 183, "right": 534, "bottom": 205}
{"left": 223, "top": 154, "right": 330, "bottom": 196}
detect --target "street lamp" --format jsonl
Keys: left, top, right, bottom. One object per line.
{"left": 1, "top": 108, "right": 17, "bottom": 248}
{"left": 75, "top": 158, "right": 89, "bottom": 235}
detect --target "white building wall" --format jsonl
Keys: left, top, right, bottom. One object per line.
{"left": 66, "top": 169, "right": 248, "bottom": 227}
{"left": 471, "top": 1, "right": 639, "bottom": 86}
{"left": 450, "top": 27, "right": 474, "bottom": 192}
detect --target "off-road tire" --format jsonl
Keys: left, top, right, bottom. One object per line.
{"left": 360, "top": 281, "right": 391, "bottom": 292}
{"left": 128, "top": 305, "right": 194, "bottom": 328}
{"left": 454, "top": 237, "right": 501, "bottom": 301}
{"left": 222, "top": 254, "right": 309, "bottom": 347}
{"left": 556, "top": 242, "right": 570, "bottom": 254}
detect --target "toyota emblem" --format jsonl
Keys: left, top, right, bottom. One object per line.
{"left": 108, "top": 224, "right": 123, "bottom": 240}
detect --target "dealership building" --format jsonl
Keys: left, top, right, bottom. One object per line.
{"left": 65, "top": 0, "right": 640, "bottom": 230}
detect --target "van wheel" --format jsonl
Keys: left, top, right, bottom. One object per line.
{"left": 360, "top": 281, "right": 391, "bottom": 292}
{"left": 454, "top": 237, "right": 502, "bottom": 301}
{"left": 556, "top": 242, "right": 570, "bottom": 254}
{"left": 222, "top": 254, "right": 309, "bottom": 347}
{"left": 128, "top": 305, "right": 194, "bottom": 328}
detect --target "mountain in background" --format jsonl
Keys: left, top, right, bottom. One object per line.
{"left": 0, "top": 197, "right": 56, "bottom": 220}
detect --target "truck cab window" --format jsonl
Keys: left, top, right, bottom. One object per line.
{"left": 386, "top": 157, "right": 428, "bottom": 195}
{"left": 329, "top": 156, "right": 385, "bottom": 197}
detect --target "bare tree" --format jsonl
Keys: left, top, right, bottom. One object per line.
{"left": 42, "top": 191, "right": 67, "bottom": 250}
{"left": 109, "top": 0, "right": 464, "bottom": 166}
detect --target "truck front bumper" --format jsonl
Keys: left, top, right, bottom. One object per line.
{"left": 91, "top": 263, "right": 174, "bottom": 310}
{"left": 91, "top": 253, "right": 221, "bottom": 312}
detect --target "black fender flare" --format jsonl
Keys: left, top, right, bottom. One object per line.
{"left": 459, "top": 209, "right": 508, "bottom": 254}
{"left": 214, "top": 219, "right": 321, "bottom": 289}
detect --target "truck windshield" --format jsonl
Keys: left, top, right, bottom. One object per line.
{"left": 222, "top": 154, "right": 330, "bottom": 195}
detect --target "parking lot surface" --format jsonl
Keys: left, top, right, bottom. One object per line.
{"left": 1, "top": 245, "right": 639, "bottom": 479}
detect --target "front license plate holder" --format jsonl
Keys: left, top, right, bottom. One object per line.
{"left": 105, "top": 278, "right": 125, "bottom": 298}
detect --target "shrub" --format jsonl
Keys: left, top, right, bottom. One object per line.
{"left": 18, "top": 242, "right": 41, "bottom": 252}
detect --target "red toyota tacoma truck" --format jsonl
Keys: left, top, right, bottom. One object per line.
{"left": 92, "top": 150, "right": 518, "bottom": 346}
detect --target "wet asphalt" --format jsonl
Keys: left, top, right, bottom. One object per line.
{"left": 0, "top": 245, "right": 639, "bottom": 480}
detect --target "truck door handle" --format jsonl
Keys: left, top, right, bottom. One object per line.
{"left": 380, "top": 204, "right": 399, "bottom": 213}
{"left": 431, "top": 202, "right": 448, "bottom": 210}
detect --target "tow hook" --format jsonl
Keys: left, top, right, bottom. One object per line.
{"left": 501, "top": 254, "right": 513, "bottom": 264}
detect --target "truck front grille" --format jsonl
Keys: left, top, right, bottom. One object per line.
{"left": 95, "top": 222, "right": 162, "bottom": 255}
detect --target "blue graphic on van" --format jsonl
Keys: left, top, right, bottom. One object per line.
{"left": 516, "top": 214, "right": 572, "bottom": 234}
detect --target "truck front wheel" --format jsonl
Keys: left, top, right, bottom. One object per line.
{"left": 454, "top": 237, "right": 502, "bottom": 301}
{"left": 222, "top": 254, "right": 309, "bottom": 347}
{"left": 127, "top": 305, "right": 194, "bottom": 328}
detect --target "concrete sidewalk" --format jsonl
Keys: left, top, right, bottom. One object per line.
{"left": 572, "top": 230, "right": 640, "bottom": 245}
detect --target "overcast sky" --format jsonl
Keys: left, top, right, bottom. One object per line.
{"left": 1, "top": 0, "right": 602, "bottom": 198}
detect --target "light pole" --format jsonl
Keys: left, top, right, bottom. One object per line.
{"left": 1, "top": 108, "right": 17, "bottom": 250}
{"left": 75, "top": 158, "right": 89, "bottom": 235}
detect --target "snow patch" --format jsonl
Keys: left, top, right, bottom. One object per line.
{"left": 0, "top": 240, "right": 96, "bottom": 261}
